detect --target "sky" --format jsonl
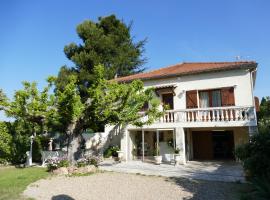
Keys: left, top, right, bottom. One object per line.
{"left": 0, "top": 0, "right": 270, "bottom": 120}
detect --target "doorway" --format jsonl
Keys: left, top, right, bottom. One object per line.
{"left": 192, "top": 130, "right": 234, "bottom": 160}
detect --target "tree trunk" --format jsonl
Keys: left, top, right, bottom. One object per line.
{"left": 67, "top": 122, "right": 83, "bottom": 165}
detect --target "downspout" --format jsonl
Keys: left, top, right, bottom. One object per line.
{"left": 250, "top": 68, "right": 258, "bottom": 125}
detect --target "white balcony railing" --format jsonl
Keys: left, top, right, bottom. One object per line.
{"left": 140, "top": 106, "right": 256, "bottom": 124}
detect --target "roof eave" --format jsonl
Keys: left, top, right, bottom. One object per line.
{"left": 117, "top": 63, "right": 257, "bottom": 83}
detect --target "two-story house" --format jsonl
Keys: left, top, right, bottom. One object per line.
{"left": 104, "top": 61, "right": 258, "bottom": 164}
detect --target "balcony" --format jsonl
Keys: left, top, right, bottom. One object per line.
{"left": 139, "top": 106, "right": 257, "bottom": 128}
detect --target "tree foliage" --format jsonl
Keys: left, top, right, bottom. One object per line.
{"left": 258, "top": 96, "right": 270, "bottom": 133}
{"left": 63, "top": 15, "right": 146, "bottom": 98}
{"left": 88, "top": 65, "right": 162, "bottom": 129}
{"left": 0, "top": 122, "right": 12, "bottom": 163}
{"left": 3, "top": 81, "right": 54, "bottom": 135}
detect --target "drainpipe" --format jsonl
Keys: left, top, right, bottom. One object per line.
{"left": 142, "top": 130, "right": 144, "bottom": 162}
{"left": 250, "top": 68, "right": 258, "bottom": 125}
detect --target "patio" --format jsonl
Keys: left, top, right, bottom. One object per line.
{"left": 99, "top": 160, "right": 245, "bottom": 183}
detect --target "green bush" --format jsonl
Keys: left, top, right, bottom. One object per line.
{"left": 236, "top": 132, "right": 270, "bottom": 200}
{"left": 235, "top": 132, "right": 270, "bottom": 179}
{"left": 11, "top": 134, "right": 30, "bottom": 164}
{"left": 47, "top": 158, "right": 69, "bottom": 171}
{"left": 58, "top": 159, "right": 69, "bottom": 168}
{"left": 103, "top": 145, "right": 120, "bottom": 158}
{"left": 0, "top": 122, "right": 12, "bottom": 164}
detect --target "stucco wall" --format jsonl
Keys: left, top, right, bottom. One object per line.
{"left": 143, "top": 69, "right": 254, "bottom": 109}
{"left": 233, "top": 127, "right": 249, "bottom": 148}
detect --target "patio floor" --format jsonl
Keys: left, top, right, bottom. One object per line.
{"left": 99, "top": 160, "right": 245, "bottom": 183}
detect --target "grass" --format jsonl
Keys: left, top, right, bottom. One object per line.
{"left": 0, "top": 166, "right": 49, "bottom": 200}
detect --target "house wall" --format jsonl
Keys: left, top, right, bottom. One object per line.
{"left": 233, "top": 127, "right": 249, "bottom": 148}
{"left": 103, "top": 69, "right": 255, "bottom": 161}
{"left": 143, "top": 69, "right": 254, "bottom": 109}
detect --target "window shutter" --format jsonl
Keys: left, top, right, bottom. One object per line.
{"left": 254, "top": 96, "right": 260, "bottom": 112}
{"left": 221, "top": 87, "right": 235, "bottom": 106}
{"left": 186, "top": 90, "right": 198, "bottom": 108}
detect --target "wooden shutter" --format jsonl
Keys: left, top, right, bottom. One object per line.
{"left": 186, "top": 90, "right": 198, "bottom": 108}
{"left": 221, "top": 87, "right": 235, "bottom": 106}
{"left": 254, "top": 96, "right": 260, "bottom": 112}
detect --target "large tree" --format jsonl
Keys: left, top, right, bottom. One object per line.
{"left": 50, "top": 65, "right": 162, "bottom": 163}
{"left": 63, "top": 15, "right": 146, "bottom": 98}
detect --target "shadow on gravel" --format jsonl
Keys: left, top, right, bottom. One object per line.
{"left": 51, "top": 194, "right": 75, "bottom": 200}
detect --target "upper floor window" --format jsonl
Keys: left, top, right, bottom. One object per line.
{"left": 162, "top": 93, "right": 174, "bottom": 110}
{"left": 199, "top": 90, "right": 222, "bottom": 108}
{"left": 186, "top": 87, "right": 235, "bottom": 109}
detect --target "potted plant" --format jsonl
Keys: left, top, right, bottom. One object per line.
{"left": 154, "top": 147, "right": 162, "bottom": 164}
{"left": 174, "top": 148, "right": 181, "bottom": 165}
{"left": 117, "top": 150, "right": 124, "bottom": 162}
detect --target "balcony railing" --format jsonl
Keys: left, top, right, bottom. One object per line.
{"left": 140, "top": 106, "right": 256, "bottom": 124}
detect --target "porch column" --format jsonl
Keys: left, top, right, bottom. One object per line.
{"left": 175, "top": 127, "right": 186, "bottom": 164}
{"left": 173, "top": 129, "right": 176, "bottom": 150}
{"left": 142, "top": 130, "right": 145, "bottom": 162}
{"left": 156, "top": 129, "right": 159, "bottom": 155}
{"left": 120, "top": 128, "right": 128, "bottom": 161}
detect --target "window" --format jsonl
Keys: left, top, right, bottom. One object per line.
{"left": 186, "top": 87, "right": 235, "bottom": 108}
{"left": 199, "top": 90, "right": 222, "bottom": 108}
{"left": 162, "top": 93, "right": 174, "bottom": 109}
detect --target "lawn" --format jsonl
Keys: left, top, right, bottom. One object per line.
{"left": 0, "top": 167, "right": 49, "bottom": 200}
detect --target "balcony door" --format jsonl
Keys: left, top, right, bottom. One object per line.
{"left": 162, "top": 93, "right": 174, "bottom": 110}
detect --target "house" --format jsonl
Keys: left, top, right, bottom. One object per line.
{"left": 103, "top": 61, "right": 258, "bottom": 164}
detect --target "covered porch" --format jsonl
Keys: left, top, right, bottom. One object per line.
{"left": 124, "top": 128, "right": 186, "bottom": 164}
{"left": 120, "top": 126, "right": 250, "bottom": 164}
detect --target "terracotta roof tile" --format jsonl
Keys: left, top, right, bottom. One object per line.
{"left": 114, "top": 61, "right": 257, "bottom": 82}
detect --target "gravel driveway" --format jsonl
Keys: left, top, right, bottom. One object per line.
{"left": 23, "top": 172, "right": 244, "bottom": 200}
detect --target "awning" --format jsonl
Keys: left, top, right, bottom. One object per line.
{"left": 154, "top": 84, "right": 177, "bottom": 96}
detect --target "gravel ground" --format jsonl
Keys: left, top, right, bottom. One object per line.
{"left": 23, "top": 172, "right": 244, "bottom": 200}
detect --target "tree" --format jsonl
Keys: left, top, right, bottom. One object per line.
{"left": 63, "top": 15, "right": 146, "bottom": 99}
{"left": 51, "top": 65, "right": 162, "bottom": 164}
{"left": 2, "top": 81, "right": 54, "bottom": 136}
{"left": 0, "top": 122, "right": 12, "bottom": 163}
{"left": 87, "top": 65, "right": 162, "bottom": 129}
{"left": 258, "top": 96, "right": 270, "bottom": 133}
{"left": 52, "top": 75, "right": 85, "bottom": 164}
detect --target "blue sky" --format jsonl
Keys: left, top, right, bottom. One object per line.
{"left": 0, "top": 0, "right": 269, "bottom": 120}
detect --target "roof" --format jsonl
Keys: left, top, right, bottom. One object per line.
{"left": 114, "top": 61, "right": 257, "bottom": 82}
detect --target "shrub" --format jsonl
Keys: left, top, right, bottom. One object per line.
{"left": 235, "top": 132, "right": 270, "bottom": 179}
{"left": 103, "top": 145, "right": 120, "bottom": 158}
{"left": 0, "top": 122, "right": 12, "bottom": 164}
{"left": 236, "top": 132, "right": 270, "bottom": 200}
{"left": 76, "top": 156, "right": 100, "bottom": 168}
{"left": 47, "top": 157, "right": 69, "bottom": 171}
{"left": 89, "top": 157, "right": 99, "bottom": 167}
{"left": 11, "top": 134, "right": 30, "bottom": 164}
{"left": 76, "top": 158, "right": 88, "bottom": 168}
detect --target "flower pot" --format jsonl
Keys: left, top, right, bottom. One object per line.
{"left": 174, "top": 154, "right": 181, "bottom": 165}
{"left": 154, "top": 156, "right": 162, "bottom": 164}
{"left": 117, "top": 151, "right": 124, "bottom": 161}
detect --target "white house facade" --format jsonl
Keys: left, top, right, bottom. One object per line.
{"left": 103, "top": 61, "right": 258, "bottom": 164}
